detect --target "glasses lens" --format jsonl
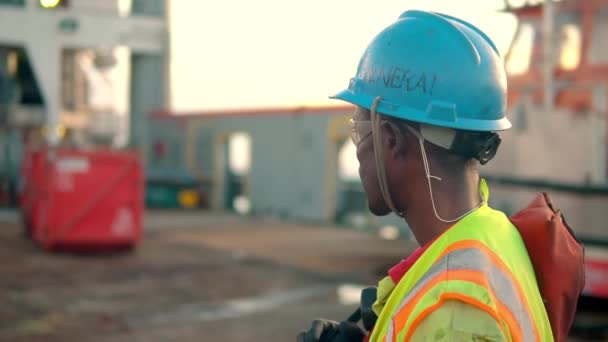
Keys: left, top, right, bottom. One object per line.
{"left": 349, "top": 119, "right": 372, "bottom": 146}
{"left": 349, "top": 119, "right": 359, "bottom": 144}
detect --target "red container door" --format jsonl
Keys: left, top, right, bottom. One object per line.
{"left": 35, "top": 150, "right": 143, "bottom": 251}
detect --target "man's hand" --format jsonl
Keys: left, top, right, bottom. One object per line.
{"left": 296, "top": 319, "right": 364, "bottom": 342}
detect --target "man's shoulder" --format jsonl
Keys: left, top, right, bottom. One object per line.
{"left": 456, "top": 205, "right": 527, "bottom": 252}
{"left": 408, "top": 300, "right": 508, "bottom": 341}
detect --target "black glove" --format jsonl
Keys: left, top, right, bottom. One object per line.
{"left": 360, "top": 287, "right": 378, "bottom": 331}
{"left": 296, "top": 319, "right": 365, "bottom": 342}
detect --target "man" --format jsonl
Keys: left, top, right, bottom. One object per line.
{"left": 298, "top": 10, "right": 562, "bottom": 341}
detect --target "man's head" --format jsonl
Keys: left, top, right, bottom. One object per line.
{"left": 351, "top": 106, "right": 483, "bottom": 216}
{"left": 334, "top": 10, "right": 510, "bottom": 218}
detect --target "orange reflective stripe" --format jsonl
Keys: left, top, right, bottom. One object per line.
{"left": 392, "top": 269, "right": 524, "bottom": 342}
{"left": 439, "top": 240, "right": 516, "bottom": 280}
{"left": 437, "top": 239, "right": 540, "bottom": 340}
{"left": 403, "top": 292, "right": 504, "bottom": 342}
{"left": 385, "top": 243, "right": 541, "bottom": 342}
{"left": 491, "top": 295, "right": 525, "bottom": 342}
{"left": 391, "top": 270, "right": 448, "bottom": 335}
{"left": 393, "top": 269, "right": 487, "bottom": 324}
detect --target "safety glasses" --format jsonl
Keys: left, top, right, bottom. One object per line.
{"left": 350, "top": 117, "right": 424, "bottom": 147}
{"left": 349, "top": 118, "right": 373, "bottom": 146}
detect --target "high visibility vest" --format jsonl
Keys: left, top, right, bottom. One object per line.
{"left": 369, "top": 189, "right": 554, "bottom": 341}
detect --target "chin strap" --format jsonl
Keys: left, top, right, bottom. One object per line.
{"left": 369, "top": 96, "right": 484, "bottom": 222}
{"left": 370, "top": 96, "right": 403, "bottom": 217}
{"left": 404, "top": 125, "right": 485, "bottom": 223}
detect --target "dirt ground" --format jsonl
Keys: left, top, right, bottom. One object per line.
{"left": 0, "top": 211, "right": 410, "bottom": 342}
{"left": 0, "top": 210, "right": 605, "bottom": 341}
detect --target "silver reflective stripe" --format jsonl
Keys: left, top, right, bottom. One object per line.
{"left": 385, "top": 319, "right": 394, "bottom": 342}
{"left": 391, "top": 247, "right": 537, "bottom": 341}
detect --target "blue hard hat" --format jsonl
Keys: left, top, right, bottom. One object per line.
{"left": 331, "top": 10, "right": 511, "bottom": 132}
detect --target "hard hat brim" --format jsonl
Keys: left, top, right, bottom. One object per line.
{"left": 330, "top": 89, "right": 512, "bottom": 132}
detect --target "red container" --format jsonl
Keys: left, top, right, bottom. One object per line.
{"left": 583, "top": 256, "right": 608, "bottom": 299}
{"left": 29, "top": 152, "right": 50, "bottom": 240}
{"left": 19, "top": 149, "right": 46, "bottom": 237}
{"left": 30, "top": 149, "right": 143, "bottom": 251}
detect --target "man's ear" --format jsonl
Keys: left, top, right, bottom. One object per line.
{"left": 381, "top": 121, "right": 407, "bottom": 159}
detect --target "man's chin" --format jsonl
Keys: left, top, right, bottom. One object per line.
{"left": 368, "top": 202, "right": 392, "bottom": 216}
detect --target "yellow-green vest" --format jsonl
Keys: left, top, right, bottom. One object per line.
{"left": 370, "top": 185, "right": 553, "bottom": 342}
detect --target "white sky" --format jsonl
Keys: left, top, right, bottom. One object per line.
{"left": 169, "top": 0, "right": 518, "bottom": 111}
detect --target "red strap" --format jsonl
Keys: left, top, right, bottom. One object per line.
{"left": 388, "top": 246, "right": 427, "bottom": 283}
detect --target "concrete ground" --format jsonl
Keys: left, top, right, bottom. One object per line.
{"left": 0, "top": 210, "right": 604, "bottom": 341}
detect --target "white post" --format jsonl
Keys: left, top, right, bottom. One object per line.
{"left": 26, "top": 42, "right": 61, "bottom": 146}
{"left": 164, "top": 0, "right": 171, "bottom": 110}
{"left": 591, "top": 84, "right": 607, "bottom": 184}
{"left": 542, "top": 0, "right": 555, "bottom": 112}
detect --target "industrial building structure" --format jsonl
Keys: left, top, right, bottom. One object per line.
{"left": 0, "top": 0, "right": 166, "bottom": 205}
{"left": 147, "top": 0, "right": 608, "bottom": 298}
{"left": 0, "top": 0, "right": 606, "bottom": 297}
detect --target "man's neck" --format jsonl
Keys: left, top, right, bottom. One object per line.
{"left": 404, "top": 173, "right": 481, "bottom": 246}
